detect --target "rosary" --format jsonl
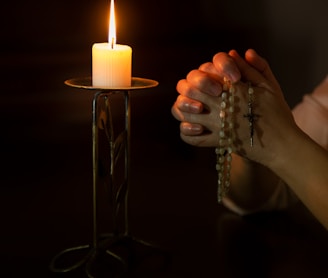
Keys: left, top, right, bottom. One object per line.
{"left": 216, "top": 80, "right": 256, "bottom": 203}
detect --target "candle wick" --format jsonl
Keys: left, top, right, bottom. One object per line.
{"left": 111, "top": 37, "right": 115, "bottom": 49}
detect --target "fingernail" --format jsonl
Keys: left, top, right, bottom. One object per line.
{"left": 186, "top": 101, "right": 201, "bottom": 113}
{"left": 227, "top": 71, "right": 240, "bottom": 83}
{"left": 182, "top": 122, "right": 202, "bottom": 133}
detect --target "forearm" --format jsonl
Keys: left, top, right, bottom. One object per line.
{"left": 269, "top": 128, "right": 328, "bottom": 229}
{"left": 224, "top": 154, "right": 285, "bottom": 213}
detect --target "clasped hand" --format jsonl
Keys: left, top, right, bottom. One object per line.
{"left": 171, "top": 49, "right": 297, "bottom": 166}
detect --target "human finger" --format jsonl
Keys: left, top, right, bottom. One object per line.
{"left": 244, "top": 49, "right": 281, "bottom": 90}
{"left": 199, "top": 62, "right": 218, "bottom": 75}
{"left": 180, "top": 132, "right": 218, "bottom": 147}
{"left": 186, "top": 69, "right": 222, "bottom": 97}
{"left": 212, "top": 52, "right": 241, "bottom": 83}
{"left": 176, "top": 79, "right": 218, "bottom": 111}
{"left": 171, "top": 98, "right": 207, "bottom": 126}
{"left": 228, "top": 49, "right": 277, "bottom": 93}
{"left": 174, "top": 95, "right": 204, "bottom": 114}
{"left": 199, "top": 62, "right": 222, "bottom": 82}
{"left": 180, "top": 122, "right": 204, "bottom": 136}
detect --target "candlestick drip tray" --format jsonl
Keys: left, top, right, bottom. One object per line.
{"left": 65, "top": 76, "right": 158, "bottom": 91}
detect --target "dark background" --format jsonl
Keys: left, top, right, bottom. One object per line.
{"left": 1, "top": 0, "right": 328, "bottom": 277}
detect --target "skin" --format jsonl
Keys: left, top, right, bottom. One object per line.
{"left": 171, "top": 49, "right": 328, "bottom": 230}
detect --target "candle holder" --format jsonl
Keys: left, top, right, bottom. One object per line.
{"left": 49, "top": 77, "right": 167, "bottom": 277}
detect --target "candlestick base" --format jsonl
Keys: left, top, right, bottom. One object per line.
{"left": 49, "top": 77, "right": 169, "bottom": 277}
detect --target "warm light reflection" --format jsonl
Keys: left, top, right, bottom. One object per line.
{"left": 109, "top": 0, "right": 116, "bottom": 48}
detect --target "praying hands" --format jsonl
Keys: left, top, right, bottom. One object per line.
{"left": 171, "top": 49, "right": 328, "bottom": 230}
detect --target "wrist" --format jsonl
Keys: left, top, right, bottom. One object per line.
{"left": 267, "top": 126, "right": 313, "bottom": 178}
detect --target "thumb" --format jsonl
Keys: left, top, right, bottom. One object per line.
{"left": 228, "top": 49, "right": 275, "bottom": 92}
{"left": 244, "top": 49, "right": 281, "bottom": 90}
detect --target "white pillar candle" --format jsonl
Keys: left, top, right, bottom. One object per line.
{"left": 92, "top": 0, "right": 132, "bottom": 87}
{"left": 92, "top": 43, "right": 132, "bottom": 87}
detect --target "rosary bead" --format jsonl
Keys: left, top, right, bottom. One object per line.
{"left": 217, "top": 78, "right": 235, "bottom": 203}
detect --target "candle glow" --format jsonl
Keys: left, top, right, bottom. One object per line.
{"left": 92, "top": 0, "right": 132, "bottom": 87}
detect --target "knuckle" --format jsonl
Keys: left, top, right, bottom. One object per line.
{"left": 176, "top": 79, "right": 197, "bottom": 99}
{"left": 199, "top": 62, "right": 214, "bottom": 72}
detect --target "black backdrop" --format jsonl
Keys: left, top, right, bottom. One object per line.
{"left": 1, "top": 1, "right": 328, "bottom": 277}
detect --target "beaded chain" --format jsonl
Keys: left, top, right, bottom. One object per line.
{"left": 216, "top": 78, "right": 235, "bottom": 203}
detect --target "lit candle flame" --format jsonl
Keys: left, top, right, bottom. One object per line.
{"left": 109, "top": 0, "right": 116, "bottom": 49}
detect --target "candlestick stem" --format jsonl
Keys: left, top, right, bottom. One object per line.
{"left": 124, "top": 90, "right": 130, "bottom": 235}
{"left": 49, "top": 77, "right": 169, "bottom": 277}
{"left": 91, "top": 91, "right": 99, "bottom": 249}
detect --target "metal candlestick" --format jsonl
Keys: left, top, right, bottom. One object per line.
{"left": 49, "top": 77, "right": 165, "bottom": 277}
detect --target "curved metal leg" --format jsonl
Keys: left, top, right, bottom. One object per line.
{"left": 50, "top": 90, "right": 169, "bottom": 277}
